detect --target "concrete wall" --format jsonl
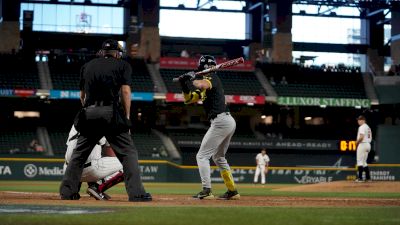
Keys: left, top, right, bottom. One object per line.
{"left": 376, "top": 125, "right": 400, "bottom": 163}
{"left": 0, "top": 21, "right": 20, "bottom": 53}
{"left": 271, "top": 32, "right": 293, "bottom": 63}
{"left": 391, "top": 10, "right": 400, "bottom": 65}
{"left": 138, "top": 26, "right": 160, "bottom": 62}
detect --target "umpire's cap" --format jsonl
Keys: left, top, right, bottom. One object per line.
{"left": 357, "top": 115, "right": 366, "bottom": 121}
{"left": 102, "top": 39, "right": 123, "bottom": 52}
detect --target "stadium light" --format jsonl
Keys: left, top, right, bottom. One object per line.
{"left": 14, "top": 111, "right": 40, "bottom": 119}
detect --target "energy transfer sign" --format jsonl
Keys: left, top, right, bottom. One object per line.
{"left": 278, "top": 97, "right": 371, "bottom": 107}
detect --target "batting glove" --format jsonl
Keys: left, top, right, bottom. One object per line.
{"left": 182, "top": 71, "right": 196, "bottom": 81}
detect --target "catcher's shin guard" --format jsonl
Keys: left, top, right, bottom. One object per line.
{"left": 220, "top": 169, "right": 236, "bottom": 192}
{"left": 98, "top": 171, "right": 124, "bottom": 193}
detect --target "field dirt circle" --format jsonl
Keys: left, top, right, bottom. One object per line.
{"left": 0, "top": 181, "right": 399, "bottom": 208}
{"left": 274, "top": 181, "right": 400, "bottom": 193}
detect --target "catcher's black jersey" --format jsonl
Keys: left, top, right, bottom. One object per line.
{"left": 80, "top": 57, "right": 132, "bottom": 106}
{"left": 203, "top": 73, "right": 229, "bottom": 120}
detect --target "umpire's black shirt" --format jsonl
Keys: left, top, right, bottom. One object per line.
{"left": 80, "top": 57, "right": 132, "bottom": 106}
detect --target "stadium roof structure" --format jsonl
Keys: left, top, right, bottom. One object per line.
{"left": 291, "top": 0, "right": 395, "bottom": 8}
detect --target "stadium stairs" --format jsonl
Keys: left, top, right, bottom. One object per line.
{"left": 362, "top": 72, "right": 379, "bottom": 105}
{"left": 254, "top": 68, "right": 277, "bottom": 103}
{"left": 37, "top": 61, "right": 53, "bottom": 90}
{"left": 146, "top": 63, "right": 168, "bottom": 93}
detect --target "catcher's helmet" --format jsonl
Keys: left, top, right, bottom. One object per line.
{"left": 198, "top": 55, "right": 217, "bottom": 71}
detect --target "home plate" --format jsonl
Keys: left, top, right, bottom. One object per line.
{"left": 0, "top": 205, "right": 113, "bottom": 214}
{"left": 158, "top": 197, "right": 175, "bottom": 200}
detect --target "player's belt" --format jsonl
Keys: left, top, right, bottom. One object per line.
{"left": 210, "top": 112, "right": 230, "bottom": 121}
{"left": 65, "top": 161, "right": 92, "bottom": 168}
{"left": 86, "top": 100, "right": 113, "bottom": 107}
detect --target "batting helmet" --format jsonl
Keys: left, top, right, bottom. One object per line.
{"left": 198, "top": 55, "right": 217, "bottom": 71}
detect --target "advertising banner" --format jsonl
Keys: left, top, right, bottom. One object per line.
{"left": 50, "top": 90, "right": 80, "bottom": 99}
{"left": 278, "top": 96, "right": 371, "bottom": 108}
{"left": 50, "top": 90, "right": 153, "bottom": 101}
{"left": 14, "top": 89, "right": 36, "bottom": 97}
{"left": 0, "top": 89, "right": 14, "bottom": 97}
{"left": 1, "top": 158, "right": 398, "bottom": 184}
{"left": 131, "top": 92, "right": 154, "bottom": 101}
{"left": 177, "top": 139, "right": 339, "bottom": 150}
{"left": 177, "top": 165, "right": 400, "bottom": 184}
{"left": 225, "top": 95, "right": 265, "bottom": 105}
{"left": 166, "top": 93, "right": 265, "bottom": 105}
{"left": 160, "top": 57, "right": 254, "bottom": 71}
{"left": 0, "top": 160, "right": 167, "bottom": 181}
{"left": 165, "top": 93, "right": 185, "bottom": 102}
{"left": 0, "top": 89, "right": 36, "bottom": 97}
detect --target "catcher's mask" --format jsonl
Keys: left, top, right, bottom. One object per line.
{"left": 198, "top": 55, "right": 217, "bottom": 71}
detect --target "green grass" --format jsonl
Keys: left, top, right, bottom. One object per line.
{"left": 2, "top": 206, "right": 400, "bottom": 225}
{"left": 1, "top": 181, "right": 400, "bottom": 225}
{"left": 1, "top": 181, "right": 400, "bottom": 198}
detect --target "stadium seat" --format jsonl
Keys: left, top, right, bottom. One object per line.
{"left": 0, "top": 54, "right": 40, "bottom": 89}
{"left": 49, "top": 56, "right": 155, "bottom": 92}
{"left": 259, "top": 63, "right": 367, "bottom": 99}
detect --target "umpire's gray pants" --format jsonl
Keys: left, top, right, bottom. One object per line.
{"left": 196, "top": 113, "right": 236, "bottom": 188}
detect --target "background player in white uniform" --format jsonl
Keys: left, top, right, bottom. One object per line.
{"left": 355, "top": 115, "right": 372, "bottom": 182}
{"left": 64, "top": 125, "right": 124, "bottom": 200}
{"left": 253, "top": 148, "right": 270, "bottom": 185}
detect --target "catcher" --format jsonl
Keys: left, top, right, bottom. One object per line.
{"left": 64, "top": 125, "right": 125, "bottom": 200}
{"left": 176, "top": 55, "right": 240, "bottom": 200}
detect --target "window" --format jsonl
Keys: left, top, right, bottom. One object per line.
{"left": 293, "top": 51, "right": 362, "bottom": 67}
{"left": 292, "top": 5, "right": 363, "bottom": 44}
{"left": 159, "top": 9, "right": 247, "bottom": 40}
{"left": 159, "top": 0, "right": 247, "bottom": 40}
{"left": 20, "top": 3, "right": 124, "bottom": 34}
{"left": 292, "top": 16, "right": 363, "bottom": 44}
{"left": 292, "top": 4, "right": 360, "bottom": 17}
{"left": 160, "top": 0, "right": 246, "bottom": 10}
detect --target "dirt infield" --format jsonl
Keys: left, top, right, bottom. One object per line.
{"left": 275, "top": 181, "right": 400, "bottom": 193}
{"left": 1, "top": 181, "right": 399, "bottom": 208}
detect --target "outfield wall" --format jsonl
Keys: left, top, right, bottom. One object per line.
{"left": 0, "top": 158, "right": 399, "bottom": 184}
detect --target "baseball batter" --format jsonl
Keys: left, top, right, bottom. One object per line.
{"left": 253, "top": 148, "right": 270, "bottom": 185}
{"left": 177, "top": 55, "right": 239, "bottom": 200}
{"left": 355, "top": 115, "right": 372, "bottom": 182}
{"left": 64, "top": 125, "right": 124, "bottom": 200}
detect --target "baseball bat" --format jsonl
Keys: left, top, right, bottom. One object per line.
{"left": 172, "top": 57, "right": 245, "bottom": 82}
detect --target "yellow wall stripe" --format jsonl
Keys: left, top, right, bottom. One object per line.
{"left": 0, "top": 158, "right": 65, "bottom": 162}
{"left": 1, "top": 158, "right": 399, "bottom": 170}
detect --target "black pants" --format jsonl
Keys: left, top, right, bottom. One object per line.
{"left": 60, "top": 105, "right": 146, "bottom": 200}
